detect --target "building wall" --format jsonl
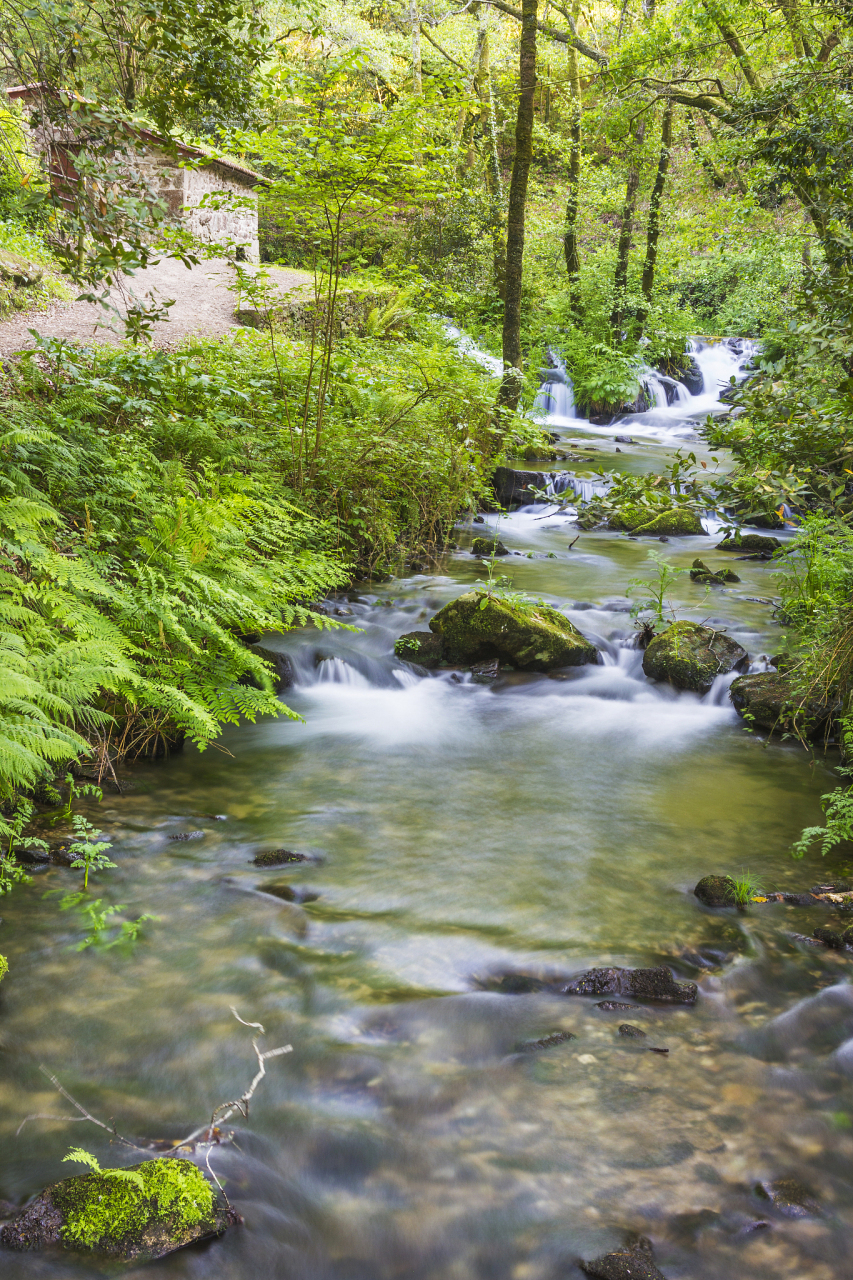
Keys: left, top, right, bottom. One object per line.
{"left": 139, "top": 146, "right": 260, "bottom": 262}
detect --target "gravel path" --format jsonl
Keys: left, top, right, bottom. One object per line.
{"left": 0, "top": 257, "right": 312, "bottom": 356}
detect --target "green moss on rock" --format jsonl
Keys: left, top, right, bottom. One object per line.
{"left": 394, "top": 630, "right": 444, "bottom": 668}
{"left": 729, "top": 671, "right": 830, "bottom": 737}
{"left": 606, "top": 504, "right": 706, "bottom": 536}
{"left": 429, "top": 591, "right": 597, "bottom": 671}
{"left": 0, "top": 1158, "right": 232, "bottom": 1261}
{"left": 642, "top": 621, "right": 748, "bottom": 693}
{"left": 715, "top": 534, "right": 782, "bottom": 554}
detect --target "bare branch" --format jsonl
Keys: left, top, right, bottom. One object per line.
{"left": 482, "top": 0, "right": 608, "bottom": 65}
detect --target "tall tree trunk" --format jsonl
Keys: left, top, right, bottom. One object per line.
{"left": 610, "top": 121, "right": 645, "bottom": 338}
{"left": 563, "top": 9, "right": 582, "bottom": 315}
{"left": 686, "top": 112, "right": 725, "bottom": 186}
{"left": 472, "top": 3, "right": 507, "bottom": 298}
{"left": 410, "top": 1, "right": 422, "bottom": 95}
{"left": 498, "top": 0, "right": 537, "bottom": 410}
{"left": 703, "top": 1, "right": 764, "bottom": 91}
{"left": 637, "top": 99, "right": 674, "bottom": 334}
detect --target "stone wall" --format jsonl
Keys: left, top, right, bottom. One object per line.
{"left": 136, "top": 146, "right": 260, "bottom": 262}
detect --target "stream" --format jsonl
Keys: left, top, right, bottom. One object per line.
{"left": 3, "top": 340, "right": 853, "bottom": 1280}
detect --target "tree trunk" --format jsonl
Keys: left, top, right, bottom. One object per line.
{"left": 410, "top": 1, "right": 422, "bottom": 95}
{"left": 609, "top": 121, "right": 645, "bottom": 338}
{"left": 637, "top": 99, "right": 674, "bottom": 333}
{"left": 703, "top": 1, "right": 764, "bottom": 91}
{"left": 563, "top": 11, "right": 582, "bottom": 315}
{"left": 498, "top": 0, "right": 537, "bottom": 410}
{"left": 686, "top": 112, "right": 725, "bottom": 186}
{"left": 472, "top": 4, "right": 507, "bottom": 299}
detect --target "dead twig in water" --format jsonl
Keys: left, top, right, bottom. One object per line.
{"left": 568, "top": 535, "right": 580, "bottom": 550}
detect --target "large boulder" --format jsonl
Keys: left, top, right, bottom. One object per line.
{"left": 429, "top": 591, "right": 597, "bottom": 671}
{"left": 394, "top": 630, "right": 443, "bottom": 668}
{"left": 729, "top": 671, "right": 831, "bottom": 737}
{"left": 0, "top": 1158, "right": 233, "bottom": 1261}
{"left": 643, "top": 621, "right": 748, "bottom": 693}
{"left": 606, "top": 505, "right": 706, "bottom": 536}
{"left": 694, "top": 875, "right": 737, "bottom": 908}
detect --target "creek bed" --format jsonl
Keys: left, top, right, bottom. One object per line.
{"left": 0, "top": 342, "right": 851, "bottom": 1280}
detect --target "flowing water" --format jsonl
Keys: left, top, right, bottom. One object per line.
{"left": 3, "top": 341, "right": 853, "bottom": 1280}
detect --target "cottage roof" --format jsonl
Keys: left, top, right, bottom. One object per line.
{"left": 5, "top": 85, "right": 267, "bottom": 188}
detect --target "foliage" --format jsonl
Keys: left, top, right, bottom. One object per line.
{"left": 57, "top": 1153, "right": 214, "bottom": 1249}
{"left": 577, "top": 453, "right": 710, "bottom": 533}
{"left": 52, "top": 893, "right": 155, "bottom": 950}
{"left": 792, "top": 773, "right": 853, "bottom": 860}
{"left": 67, "top": 816, "right": 116, "bottom": 890}
{"left": 725, "top": 868, "right": 766, "bottom": 908}
{"left": 0, "top": 954, "right": 7, "bottom": 983}
{"left": 628, "top": 550, "right": 688, "bottom": 631}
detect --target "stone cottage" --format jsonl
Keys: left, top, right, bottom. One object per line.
{"left": 5, "top": 86, "right": 265, "bottom": 261}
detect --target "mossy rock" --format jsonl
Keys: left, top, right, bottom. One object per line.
{"left": 429, "top": 590, "right": 597, "bottom": 671}
{"left": 607, "top": 505, "right": 706, "bottom": 536}
{"left": 690, "top": 558, "right": 740, "bottom": 584}
{"left": 471, "top": 536, "right": 509, "bottom": 556}
{"left": 729, "top": 671, "right": 830, "bottom": 737}
{"left": 0, "top": 250, "right": 44, "bottom": 287}
{"left": 643, "top": 621, "right": 748, "bottom": 693}
{"left": 715, "top": 534, "right": 782, "bottom": 554}
{"left": 0, "top": 1158, "right": 233, "bottom": 1260}
{"left": 694, "top": 875, "right": 737, "bottom": 907}
{"left": 394, "top": 630, "right": 443, "bottom": 668}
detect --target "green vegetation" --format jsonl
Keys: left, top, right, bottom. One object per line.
{"left": 57, "top": 1151, "right": 215, "bottom": 1250}
{"left": 726, "top": 869, "right": 766, "bottom": 909}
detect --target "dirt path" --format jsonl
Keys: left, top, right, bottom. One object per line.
{"left": 0, "top": 257, "right": 312, "bottom": 357}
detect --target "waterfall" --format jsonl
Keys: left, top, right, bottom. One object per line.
{"left": 534, "top": 352, "right": 576, "bottom": 420}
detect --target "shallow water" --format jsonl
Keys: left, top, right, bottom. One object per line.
{"left": 2, "top": 343, "right": 853, "bottom": 1280}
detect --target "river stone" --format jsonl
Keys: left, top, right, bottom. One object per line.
{"left": 0, "top": 250, "right": 44, "bottom": 287}
{"left": 394, "top": 630, "right": 443, "bottom": 668}
{"left": 471, "top": 657, "right": 500, "bottom": 683}
{"left": 729, "top": 671, "right": 829, "bottom": 737}
{"left": 607, "top": 505, "right": 706, "bottom": 536}
{"left": 813, "top": 925, "right": 853, "bottom": 949}
{"left": 517, "top": 1030, "right": 577, "bottom": 1052}
{"left": 559, "top": 966, "right": 697, "bottom": 1005}
{"left": 247, "top": 643, "right": 295, "bottom": 692}
{"left": 472, "top": 536, "right": 509, "bottom": 557}
{"left": 253, "top": 848, "right": 311, "bottom": 866}
{"left": 690, "top": 558, "right": 739, "bottom": 584}
{"left": 580, "top": 1236, "right": 667, "bottom": 1280}
{"left": 755, "top": 1178, "right": 823, "bottom": 1219}
{"left": 694, "top": 875, "right": 737, "bottom": 908}
{"left": 618, "top": 1023, "right": 647, "bottom": 1038}
{"left": 643, "top": 621, "right": 748, "bottom": 693}
{"left": 429, "top": 591, "right": 597, "bottom": 671}
{"left": 0, "top": 1159, "right": 234, "bottom": 1260}
{"left": 492, "top": 466, "right": 554, "bottom": 507}
{"left": 716, "top": 533, "right": 782, "bottom": 554}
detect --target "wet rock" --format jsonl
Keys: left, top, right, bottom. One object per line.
{"left": 429, "top": 591, "right": 597, "bottom": 672}
{"left": 492, "top": 466, "right": 555, "bottom": 508}
{"left": 260, "top": 883, "right": 320, "bottom": 905}
{"left": 482, "top": 971, "right": 548, "bottom": 994}
{"left": 169, "top": 831, "right": 204, "bottom": 842}
{"left": 755, "top": 1178, "right": 823, "bottom": 1219}
{"left": 614, "top": 435, "right": 636, "bottom": 444}
{"left": 0, "top": 1158, "right": 234, "bottom": 1260}
{"left": 394, "top": 630, "right": 443, "bottom": 668}
{"left": 472, "top": 536, "right": 509, "bottom": 557}
{"left": 618, "top": 1023, "right": 647, "bottom": 1038}
{"left": 643, "top": 621, "right": 748, "bottom": 694}
{"left": 560, "top": 966, "right": 697, "bottom": 1005}
{"left": 517, "top": 1030, "right": 577, "bottom": 1052}
{"left": 253, "top": 849, "right": 312, "bottom": 866}
{"left": 742, "top": 981, "right": 853, "bottom": 1060}
{"left": 595, "top": 1001, "right": 638, "bottom": 1011}
{"left": 694, "top": 875, "right": 737, "bottom": 908}
{"left": 471, "top": 658, "right": 501, "bottom": 683}
{"left": 473, "top": 515, "right": 485, "bottom": 523}
{"left": 715, "top": 534, "right": 782, "bottom": 555}
{"left": 689, "top": 558, "right": 740, "bottom": 584}
{"left": 813, "top": 924, "right": 853, "bottom": 949}
{"left": 606, "top": 506, "right": 706, "bottom": 537}
{"left": 729, "top": 671, "right": 830, "bottom": 737}
{"left": 247, "top": 643, "right": 295, "bottom": 692}
{"left": 580, "top": 1234, "right": 667, "bottom": 1279}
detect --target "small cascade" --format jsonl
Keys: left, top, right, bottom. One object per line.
{"left": 314, "top": 657, "right": 372, "bottom": 687}
{"left": 534, "top": 352, "right": 576, "bottom": 420}
{"left": 443, "top": 322, "right": 503, "bottom": 378}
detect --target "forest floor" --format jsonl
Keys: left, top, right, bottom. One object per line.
{"left": 0, "top": 256, "right": 312, "bottom": 355}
